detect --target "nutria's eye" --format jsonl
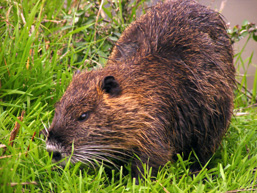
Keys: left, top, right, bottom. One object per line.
{"left": 78, "top": 112, "right": 90, "bottom": 121}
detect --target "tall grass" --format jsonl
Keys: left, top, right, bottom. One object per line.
{"left": 0, "top": 0, "right": 257, "bottom": 192}
{"left": 229, "top": 20, "right": 257, "bottom": 107}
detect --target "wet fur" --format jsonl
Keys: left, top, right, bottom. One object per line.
{"left": 46, "top": 0, "right": 235, "bottom": 178}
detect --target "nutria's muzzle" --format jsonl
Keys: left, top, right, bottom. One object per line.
{"left": 46, "top": 142, "right": 65, "bottom": 163}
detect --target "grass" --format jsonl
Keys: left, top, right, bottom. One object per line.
{"left": 0, "top": 0, "right": 257, "bottom": 192}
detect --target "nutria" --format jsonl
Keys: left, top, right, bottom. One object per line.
{"left": 46, "top": 0, "right": 235, "bottom": 178}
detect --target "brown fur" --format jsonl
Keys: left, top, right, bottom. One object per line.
{"left": 46, "top": 0, "right": 235, "bottom": 178}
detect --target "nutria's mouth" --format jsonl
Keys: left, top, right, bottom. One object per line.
{"left": 46, "top": 143, "right": 132, "bottom": 170}
{"left": 46, "top": 142, "right": 68, "bottom": 166}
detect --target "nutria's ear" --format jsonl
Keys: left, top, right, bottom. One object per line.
{"left": 102, "top": 76, "right": 121, "bottom": 96}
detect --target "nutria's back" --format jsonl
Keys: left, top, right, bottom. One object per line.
{"left": 46, "top": 0, "right": 235, "bottom": 178}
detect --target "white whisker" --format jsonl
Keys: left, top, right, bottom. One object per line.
{"left": 72, "top": 155, "right": 97, "bottom": 170}
{"left": 72, "top": 145, "right": 131, "bottom": 169}
{"left": 41, "top": 121, "right": 49, "bottom": 136}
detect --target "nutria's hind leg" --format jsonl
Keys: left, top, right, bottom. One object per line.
{"left": 190, "top": 107, "right": 232, "bottom": 172}
{"left": 131, "top": 159, "right": 142, "bottom": 184}
{"left": 189, "top": 151, "right": 210, "bottom": 173}
{"left": 190, "top": 136, "right": 222, "bottom": 172}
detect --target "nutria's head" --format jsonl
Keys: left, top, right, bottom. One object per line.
{"left": 45, "top": 68, "right": 169, "bottom": 169}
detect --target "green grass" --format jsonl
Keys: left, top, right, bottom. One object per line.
{"left": 1, "top": 0, "right": 257, "bottom": 192}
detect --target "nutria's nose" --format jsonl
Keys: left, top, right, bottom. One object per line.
{"left": 46, "top": 143, "right": 63, "bottom": 162}
{"left": 49, "top": 151, "right": 62, "bottom": 162}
